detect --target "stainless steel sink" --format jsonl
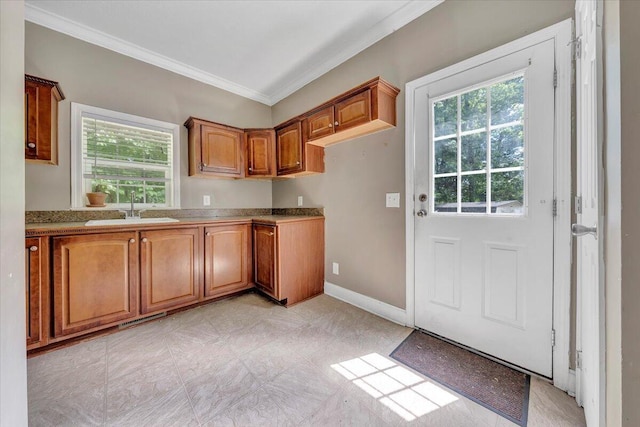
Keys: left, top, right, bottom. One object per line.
{"left": 85, "top": 217, "right": 180, "bottom": 226}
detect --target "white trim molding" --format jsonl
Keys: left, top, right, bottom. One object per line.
{"left": 405, "top": 19, "right": 573, "bottom": 392}
{"left": 324, "top": 281, "right": 407, "bottom": 326}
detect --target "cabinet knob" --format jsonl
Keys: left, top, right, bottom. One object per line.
{"left": 328, "top": 123, "right": 333, "bottom": 128}
{"left": 334, "top": 121, "right": 339, "bottom": 126}
{"left": 248, "top": 167, "right": 252, "bottom": 171}
{"left": 27, "top": 143, "right": 36, "bottom": 149}
{"left": 206, "top": 232, "right": 211, "bottom": 236}
{"left": 129, "top": 238, "right": 135, "bottom": 243}
{"left": 141, "top": 238, "right": 148, "bottom": 243}
{"left": 296, "top": 161, "right": 300, "bottom": 165}
{"left": 268, "top": 232, "right": 274, "bottom": 236}
{"left": 29, "top": 246, "right": 38, "bottom": 252}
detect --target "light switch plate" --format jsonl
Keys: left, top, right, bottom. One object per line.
{"left": 386, "top": 193, "right": 400, "bottom": 208}
{"left": 332, "top": 262, "right": 339, "bottom": 275}
{"left": 203, "top": 195, "right": 211, "bottom": 206}
{"left": 297, "top": 196, "right": 303, "bottom": 207}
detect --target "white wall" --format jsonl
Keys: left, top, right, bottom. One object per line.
{"left": 0, "top": 1, "right": 28, "bottom": 425}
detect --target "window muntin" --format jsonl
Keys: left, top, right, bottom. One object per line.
{"left": 72, "top": 103, "right": 180, "bottom": 208}
{"left": 431, "top": 74, "right": 525, "bottom": 215}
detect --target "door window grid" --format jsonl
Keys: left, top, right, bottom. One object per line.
{"left": 431, "top": 74, "right": 526, "bottom": 215}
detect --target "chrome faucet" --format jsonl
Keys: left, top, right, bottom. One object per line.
{"left": 119, "top": 191, "right": 145, "bottom": 219}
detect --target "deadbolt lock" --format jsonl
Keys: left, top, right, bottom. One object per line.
{"left": 418, "top": 194, "right": 427, "bottom": 202}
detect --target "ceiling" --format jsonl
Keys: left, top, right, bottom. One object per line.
{"left": 24, "top": 0, "right": 443, "bottom": 105}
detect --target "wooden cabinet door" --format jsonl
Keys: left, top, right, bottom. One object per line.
{"left": 140, "top": 228, "right": 201, "bottom": 314}
{"left": 204, "top": 225, "right": 251, "bottom": 298}
{"left": 335, "top": 89, "right": 371, "bottom": 132}
{"left": 24, "top": 83, "right": 40, "bottom": 159}
{"left": 276, "top": 122, "right": 303, "bottom": 175}
{"left": 303, "top": 106, "right": 335, "bottom": 142}
{"left": 200, "top": 124, "right": 244, "bottom": 176}
{"left": 25, "top": 237, "right": 49, "bottom": 349}
{"left": 53, "top": 232, "right": 138, "bottom": 337}
{"left": 246, "top": 130, "right": 275, "bottom": 177}
{"left": 253, "top": 225, "right": 277, "bottom": 298}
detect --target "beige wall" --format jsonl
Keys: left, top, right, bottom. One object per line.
{"left": 272, "top": 0, "right": 575, "bottom": 309}
{"left": 0, "top": 0, "right": 28, "bottom": 424}
{"left": 25, "top": 23, "right": 273, "bottom": 211}
{"left": 619, "top": 1, "right": 640, "bottom": 425}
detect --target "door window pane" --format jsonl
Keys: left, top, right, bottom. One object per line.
{"left": 461, "top": 132, "right": 486, "bottom": 172}
{"left": 490, "top": 76, "right": 524, "bottom": 125}
{"left": 433, "top": 97, "right": 457, "bottom": 137}
{"left": 491, "top": 125, "right": 524, "bottom": 169}
{"left": 491, "top": 171, "right": 524, "bottom": 214}
{"left": 461, "top": 174, "right": 487, "bottom": 213}
{"left": 434, "top": 177, "right": 457, "bottom": 212}
{"left": 434, "top": 138, "right": 457, "bottom": 174}
{"left": 461, "top": 88, "right": 487, "bottom": 132}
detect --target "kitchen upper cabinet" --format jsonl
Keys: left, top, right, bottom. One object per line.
{"left": 253, "top": 218, "right": 324, "bottom": 306}
{"left": 140, "top": 228, "right": 201, "bottom": 314}
{"left": 25, "top": 237, "right": 49, "bottom": 350}
{"left": 52, "top": 232, "right": 139, "bottom": 338}
{"left": 245, "top": 129, "right": 275, "bottom": 177}
{"left": 276, "top": 121, "right": 324, "bottom": 177}
{"left": 25, "top": 74, "right": 64, "bottom": 165}
{"left": 301, "top": 77, "right": 399, "bottom": 147}
{"left": 253, "top": 225, "right": 277, "bottom": 299}
{"left": 186, "top": 117, "right": 244, "bottom": 178}
{"left": 204, "top": 224, "right": 252, "bottom": 298}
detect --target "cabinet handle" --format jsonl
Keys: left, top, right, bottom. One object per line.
{"left": 296, "top": 161, "right": 300, "bottom": 165}
{"left": 328, "top": 123, "right": 333, "bottom": 128}
{"left": 29, "top": 246, "right": 38, "bottom": 252}
{"left": 334, "top": 121, "right": 339, "bottom": 126}
{"left": 248, "top": 167, "right": 252, "bottom": 171}
{"left": 129, "top": 238, "right": 135, "bottom": 243}
{"left": 206, "top": 232, "right": 211, "bottom": 236}
{"left": 268, "top": 232, "right": 274, "bottom": 236}
{"left": 141, "top": 238, "right": 148, "bottom": 243}
{"left": 27, "top": 143, "right": 36, "bottom": 149}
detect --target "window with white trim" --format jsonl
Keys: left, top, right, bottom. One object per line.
{"left": 71, "top": 103, "right": 180, "bottom": 208}
{"left": 431, "top": 74, "right": 525, "bottom": 215}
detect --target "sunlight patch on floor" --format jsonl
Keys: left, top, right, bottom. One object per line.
{"left": 331, "top": 353, "right": 458, "bottom": 421}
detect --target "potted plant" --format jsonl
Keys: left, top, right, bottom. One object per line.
{"left": 86, "top": 179, "right": 110, "bottom": 207}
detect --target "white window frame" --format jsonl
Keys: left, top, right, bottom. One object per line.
{"left": 429, "top": 71, "right": 528, "bottom": 217}
{"left": 71, "top": 103, "right": 181, "bottom": 209}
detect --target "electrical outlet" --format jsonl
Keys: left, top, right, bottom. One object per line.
{"left": 332, "top": 262, "right": 339, "bottom": 275}
{"left": 297, "top": 196, "right": 303, "bottom": 207}
{"left": 203, "top": 195, "right": 211, "bottom": 206}
{"left": 386, "top": 192, "right": 400, "bottom": 208}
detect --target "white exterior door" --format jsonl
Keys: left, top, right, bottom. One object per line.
{"left": 574, "top": 1, "right": 605, "bottom": 425}
{"left": 413, "top": 40, "right": 556, "bottom": 377}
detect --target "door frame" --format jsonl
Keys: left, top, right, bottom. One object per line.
{"left": 404, "top": 19, "right": 573, "bottom": 392}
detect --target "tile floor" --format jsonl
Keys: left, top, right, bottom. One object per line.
{"left": 28, "top": 293, "right": 586, "bottom": 426}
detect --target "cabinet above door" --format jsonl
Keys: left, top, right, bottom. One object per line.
{"left": 301, "top": 77, "right": 399, "bottom": 147}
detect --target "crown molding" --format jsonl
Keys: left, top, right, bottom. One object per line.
{"left": 25, "top": 1, "right": 443, "bottom": 106}
{"left": 24, "top": 3, "right": 272, "bottom": 105}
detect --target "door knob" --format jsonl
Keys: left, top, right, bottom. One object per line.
{"left": 571, "top": 223, "right": 597, "bottom": 239}
{"left": 416, "top": 209, "right": 427, "bottom": 217}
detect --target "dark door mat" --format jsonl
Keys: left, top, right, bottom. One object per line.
{"left": 390, "top": 330, "right": 530, "bottom": 426}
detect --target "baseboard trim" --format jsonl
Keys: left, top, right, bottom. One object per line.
{"left": 324, "top": 281, "right": 407, "bottom": 326}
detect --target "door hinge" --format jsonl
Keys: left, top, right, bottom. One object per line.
{"left": 551, "top": 329, "right": 556, "bottom": 347}
{"left": 552, "top": 199, "right": 558, "bottom": 217}
{"left": 577, "top": 350, "right": 583, "bottom": 369}
{"left": 553, "top": 69, "right": 558, "bottom": 88}
{"left": 572, "top": 37, "right": 582, "bottom": 60}
{"left": 575, "top": 196, "right": 583, "bottom": 214}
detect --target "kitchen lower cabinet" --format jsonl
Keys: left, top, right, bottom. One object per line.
{"left": 204, "top": 224, "right": 252, "bottom": 299}
{"left": 140, "top": 228, "right": 201, "bottom": 314}
{"left": 52, "top": 232, "right": 139, "bottom": 338}
{"left": 25, "top": 237, "right": 49, "bottom": 350}
{"left": 253, "top": 218, "right": 324, "bottom": 306}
